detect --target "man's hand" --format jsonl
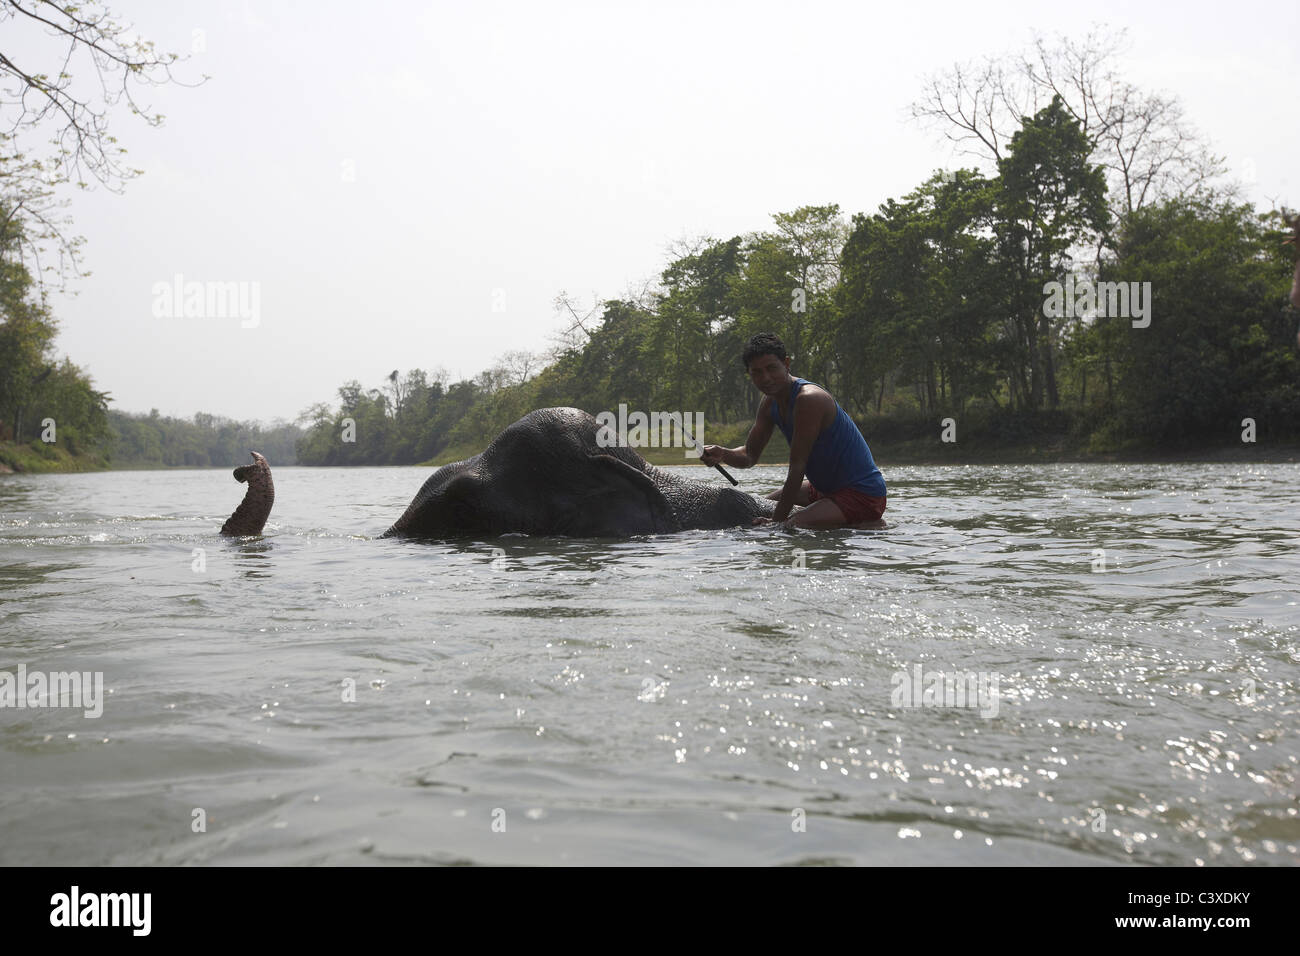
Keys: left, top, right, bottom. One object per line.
{"left": 700, "top": 445, "right": 725, "bottom": 467}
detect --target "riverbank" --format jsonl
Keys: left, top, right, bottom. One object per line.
{"left": 8, "top": 432, "right": 1291, "bottom": 473}
{"left": 873, "top": 438, "right": 1300, "bottom": 465}
{"left": 425, "top": 436, "right": 1300, "bottom": 468}
{"left": 0, "top": 441, "right": 110, "bottom": 474}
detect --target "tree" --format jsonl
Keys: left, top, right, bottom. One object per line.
{"left": 0, "top": 200, "right": 57, "bottom": 438}
{"left": 574, "top": 297, "right": 657, "bottom": 413}
{"left": 910, "top": 27, "right": 1226, "bottom": 221}
{"left": 1103, "top": 199, "right": 1298, "bottom": 443}
{"left": 653, "top": 236, "right": 746, "bottom": 418}
{"left": 839, "top": 172, "right": 1003, "bottom": 417}
{"left": 731, "top": 205, "right": 847, "bottom": 394}
{"left": 839, "top": 195, "right": 930, "bottom": 415}
{"left": 0, "top": 1, "right": 201, "bottom": 287}
{"left": 995, "top": 95, "right": 1108, "bottom": 409}
{"left": 495, "top": 350, "right": 542, "bottom": 388}
{"left": 0, "top": 293, "right": 57, "bottom": 439}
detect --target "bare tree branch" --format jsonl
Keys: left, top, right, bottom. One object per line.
{"left": 0, "top": 1, "right": 204, "bottom": 290}
{"left": 909, "top": 25, "right": 1228, "bottom": 222}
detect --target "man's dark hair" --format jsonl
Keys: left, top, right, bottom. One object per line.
{"left": 742, "top": 332, "right": 788, "bottom": 368}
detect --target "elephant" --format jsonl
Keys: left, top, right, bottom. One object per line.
{"left": 221, "top": 407, "right": 879, "bottom": 539}
{"left": 380, "top": 407, "right": 779, "bottom": 538}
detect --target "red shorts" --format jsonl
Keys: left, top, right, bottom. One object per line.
{"left": 807, "top": 485, "right": 887, "bottom": 524}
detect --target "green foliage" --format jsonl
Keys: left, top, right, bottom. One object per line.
{"left": 1100, "top": 200, "right": 1299, "bottom": 443}
{"left": 107, "top": 409, "right": 302, "bottom": 468}
{"left": 656, "top": 237, "right": 748, "bottom": 419}
{"left": 995, "top": 95, "right": 1111, "bottom": 410}
{"left": 297, "top": 184, "right": 1299, "bottom": 466}
{"left": 840, "top": 171, "right": 1004, "bottom": 417}
{"left": 732, "top": 206, "right": 846, "bottom": 399}
{"left": 6, "top": 91, "right": 1294, "bottom": 471}
{"left": 0, "top": 202, "right": 112, "bottom": 459}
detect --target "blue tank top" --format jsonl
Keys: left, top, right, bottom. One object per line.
{"left": 770, "top": 378, "right": 886, "bottom": 497}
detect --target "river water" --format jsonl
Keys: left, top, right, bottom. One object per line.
{"left": 0, "top": 462, "right": 1296, "bottom": 865}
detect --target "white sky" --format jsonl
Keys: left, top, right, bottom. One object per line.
{"left": 29, "top": 0, "right": 1300, "bottom": 423}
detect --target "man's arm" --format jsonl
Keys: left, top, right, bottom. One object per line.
{"left": 769, "top": 392, "right": 828, "bottom": 523}
{"left": 701, "top": 397, "right": 773, "bottom": 468}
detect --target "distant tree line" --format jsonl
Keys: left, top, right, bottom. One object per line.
{"left": 296, "top": 369, "right": 496, "bottom": 466}
{"left": 6, "top": 28, "right": 1297, "bottom": 471}
{"left": 108, "top": 409, "right": 302, "bottom": 468}
{"left": 2, "top": 199, "right": 303, "bottom": 469}
{"left": 297, "top": 95, "right": 1297, "bottom": 465}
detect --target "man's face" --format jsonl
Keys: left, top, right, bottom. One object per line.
{"left": 747, "top": 354, "right": 791, "bottom": 395}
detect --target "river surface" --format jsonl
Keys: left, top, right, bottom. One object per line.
{"left": 1, "top": 463, "right": 1296, "bottom": 866}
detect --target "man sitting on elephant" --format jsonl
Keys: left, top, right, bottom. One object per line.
{"left": 701, "top": 332, "right": 887, "bottom": 530}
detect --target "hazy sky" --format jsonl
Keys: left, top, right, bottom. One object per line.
{"left": 26, "top": 0, "right": 1300, "bottom": 423}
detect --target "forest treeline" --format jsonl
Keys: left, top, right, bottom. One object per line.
{"left": 0, "top": 203, "right": 304, "bottom": 470}
{"left": 297, "top": 96, "right": 1299, "bottom": 466}
{"left": 108, "top": 409, "right": 301, "bottom": 468}
{"left": 5, "top": 39, "right": 1299, "bottom": 472}
{"left": 0, "top": 208, "right": 114, "bottom": 470}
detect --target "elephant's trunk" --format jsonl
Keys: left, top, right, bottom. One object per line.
{"left": 220, "top": 451, "right": 274, "bottom": 536}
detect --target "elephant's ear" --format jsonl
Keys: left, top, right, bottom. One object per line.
{"left": 562, "top": 454, "right": 677, "bottom": 535}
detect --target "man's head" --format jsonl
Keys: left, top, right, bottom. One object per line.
{"left": 742, "top": 332, "right": 792, "bottom": 395}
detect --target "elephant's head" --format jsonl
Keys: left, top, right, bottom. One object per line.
{"left": 382, "top": 408, "right": 686, "bottom": 538}
{"left": 382, "top": 458, "right": 504, "bottom": 537}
